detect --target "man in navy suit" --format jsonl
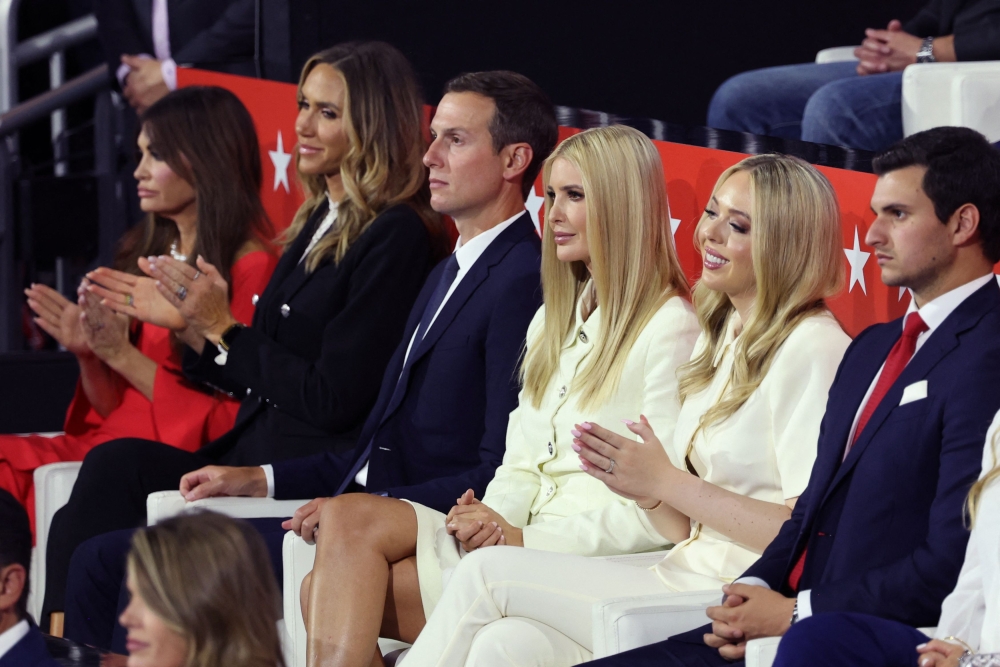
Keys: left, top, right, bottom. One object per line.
{"left": 0, "top": 490, "right": 58, "bottom": 667}
{"left": 61, "top": 70, "right": 556, "bottom": 652}
{"left": 588, "top": 127, "right": 1000, "bottom": 667}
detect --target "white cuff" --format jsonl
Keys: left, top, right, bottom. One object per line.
{"left": 354, "top": 462, "right": 369, "bottom": 488}
{"left": 160, "top": 58, "right": 177, "bottom": 90}
{"left": 261, "top": 464, "right": 275, "bottom": 498}
{"left": 214, "top": 342, "right": 228, "bottom": 366}
{"left": 116, "top": 63, "right": 132, "bottom": 87}
{"left": 733, "top": 576, "right": 772, "bottom": 590}
{"left": 796, "top": 589, "right": 813, "bottom": 620}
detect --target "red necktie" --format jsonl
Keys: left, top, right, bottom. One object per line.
{"left": 786, "top": 312, "right": 929, "bottom": 591}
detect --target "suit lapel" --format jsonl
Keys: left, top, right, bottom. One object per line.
{"left": 377, "top": 214, "right": 536, "bottom": 426}
{"left": 825, "top": 279, "right": 1000, "bottom": 496}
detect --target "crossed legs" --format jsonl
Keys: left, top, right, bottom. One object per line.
{"left": 301, "top": 494, "right": 427, "bottom": 667}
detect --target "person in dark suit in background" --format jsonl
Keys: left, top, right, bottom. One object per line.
{"left": 43, "top": 41, "right": 447, "bottom": 635}
{"left": 58, "top": 68, "right": 552, "bottom": 654}
{"left": 0, "top": 490, "right": 58, "bottom": 667}
{"left": 587, "top": 127, "right": 1000, "bottom": 667}
{"left": 707, "top": 0, "right": 1000, "bottom": 151}
{"left": 93, "top": 0, "right": 258, "bottom": 112}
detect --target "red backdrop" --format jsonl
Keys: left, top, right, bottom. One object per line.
{"left": 177, "top": 69, "right": 962, "bottom": 337}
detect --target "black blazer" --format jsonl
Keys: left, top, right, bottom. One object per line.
{"left": 270, "top": 213, "right": 542, "bottom": 513}
{"left": 184, "top": 202, "right": 438, "bottom": 465}
{"left": 94, "top": 0, "right": 258, "bottom": 81}
{"left": 905, "top": 0, "right": 1000, "bottom": 61}
{"left": 742, "top": 279, "right": 1000, "bottom": 627}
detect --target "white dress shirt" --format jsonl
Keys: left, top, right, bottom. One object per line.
{"left": 738, "top": 273, "right": 997, "bottom": 620}
{"left": 262, "top": 211, "right": 524, "bottom": 496}
{"left": 0, "top": 619, "right": 29, "bottom": 662}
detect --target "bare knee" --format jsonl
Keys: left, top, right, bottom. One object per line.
{"left": 315, "top": 494, "right": 416, "bottom": 558}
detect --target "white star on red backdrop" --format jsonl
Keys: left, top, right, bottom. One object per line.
{"left": 526, "top": 185, "right": 544, "bottom": 233}
{"left": 269, "top": 131, "right": 292, "bottom": 193}
{"left": 844, "top": 226, "right": 871, "bottom": 294}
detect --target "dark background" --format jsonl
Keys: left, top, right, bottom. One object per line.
{"left": 285, "top": 0, "right": 924, "bottom": 125}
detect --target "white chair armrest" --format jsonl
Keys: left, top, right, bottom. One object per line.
{"left": 283, "top": 533, "right": 314, "bottom": 667}
{"left": 145, "top": 490, "right": 307, "bottom": 525}
{"left": 902, "top": 61, "right": 1000, "bottom": 141}
{"left": 815, "top": 46, "right": 859, "bottom": 64}
{"left": 591, "top": 589, "right": 719, "bottom": 659}
{"left": 745, "top": 636, "right": 782, "bottom": 667}
{"left": 30, "top": 461, "right": 82, "bottom": 621}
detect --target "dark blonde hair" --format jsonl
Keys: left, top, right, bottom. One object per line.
{"left": 127, "top": 511, "right": 284, "bottom": 667}
{"left": 281, "top": 41, "right": 443, "bottom": 271}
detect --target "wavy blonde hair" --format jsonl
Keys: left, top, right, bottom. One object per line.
{"left": 677, "top": 154, "right": 844, "bottom": 431}
{"left": 966, "top": 429, "right": 1000, "bottom": 526}
{"left": 280, "top": 41, "right": 442, "bottom": 271}
{"left": 522, "top": 125, "right": 690, "bottom": 410}
{"left": 127, "top": 511, "right": 284, "bottom": 667}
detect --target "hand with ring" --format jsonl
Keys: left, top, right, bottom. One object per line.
{"left": 144, "top": 254, "right": 237, "bottom": 347}
{"left": 85, "top": 266, "right": 187, "bottom": 330}
{"left": 571, "top": 415, "right": 678, "bottom": 504}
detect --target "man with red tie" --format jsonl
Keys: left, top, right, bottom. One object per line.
{"left": 587, "top": 126, "right": 1000, "bottom": 667}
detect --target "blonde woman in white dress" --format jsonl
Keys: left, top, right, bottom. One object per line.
{"left": 295, "top": 125, "right": 700, "bottom": 667}
{"left": 401, "top": 154, "right": 853, "bottom": 666}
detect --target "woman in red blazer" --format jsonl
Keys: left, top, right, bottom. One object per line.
{"left": 0, "top": 86, "right": 278, "bottom": 536}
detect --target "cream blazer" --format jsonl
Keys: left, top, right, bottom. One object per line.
{"left": 935, "top": 408, "right": 1000, "bottom": 652}
{"left": 481, "top": 293, "right": 701, "bottom": 556}
{"left": 653, "top": 311, "right": 851, "bottom": 591}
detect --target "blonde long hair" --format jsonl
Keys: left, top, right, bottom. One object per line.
{"left": 677, "top": 154, "right": 844, "bottom": 431}
{"left": 966, "top": 429, "right": 1000, "bottom": 526}
{"left": 280, "top": 41, "right": 442, "bottom": 271}
{"left": 127, "top": 511, "right": 284, "bottom": 667}
{"left": 522, "top": 125, "right": 690, "bottom": 410}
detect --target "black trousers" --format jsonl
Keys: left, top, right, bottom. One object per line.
{"left": 63, "top": 518, "right": 288, "bottom": 653}
{"left": 587, "top": 626, "right": 739, "bottom": 667}
{"left": 41, "top": 438, "right": 211, "bottom": 627}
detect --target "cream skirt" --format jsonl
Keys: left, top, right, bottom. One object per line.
{"left": 404, "top": 500, "right": 466, "bottom": 619}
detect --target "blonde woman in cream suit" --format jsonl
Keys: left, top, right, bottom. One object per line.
{"left": 401, "top": 154, "right": 852, "bottom": 667}
{"left": 294, "top": 125, "right": 700, "bottom": 667}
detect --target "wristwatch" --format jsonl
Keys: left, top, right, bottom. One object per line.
{"left": 789, "top": 600, "right": 800, "bottom": 626}
{"left": 916, "top": 36, "right": 936, "bottom": 63}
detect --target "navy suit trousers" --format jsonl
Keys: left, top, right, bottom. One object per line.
{"left": 773, "top": 613, "right": 930, "bottom": 667}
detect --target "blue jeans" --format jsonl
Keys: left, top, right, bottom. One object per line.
{"left": 707, "top": 62, "right": 904, "bottom": 151}
{"left": 773, "top": 612, "right": 930, "bottom": 667}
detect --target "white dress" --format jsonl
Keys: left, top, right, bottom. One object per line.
{"left": 401, "top": 310, "right": 851, "bottom": 667}
{"left": 404, "top": 291, "right": 701, "bottom": 618}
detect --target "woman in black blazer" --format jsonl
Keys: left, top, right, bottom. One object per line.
{"left": 41, "top": 41, "right": 447, "bottom": 624}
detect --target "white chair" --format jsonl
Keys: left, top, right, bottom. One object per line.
{"left": 814, "top": 46, "right": 1000, "bottom": 142}
{"left": 144, "top": 490, "right": 307, "bottom": 526}
{"left": 29, "top": 459, "right": 82, "bottom": 622}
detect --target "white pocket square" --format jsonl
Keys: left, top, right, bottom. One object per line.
{"left": 899, "top": 380, "right": 928, "bottom": 406}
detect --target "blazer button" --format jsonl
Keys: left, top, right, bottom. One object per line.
{"left": 578, "top": 330, "right": 588, "bottom": 343}
{"left": 251, "top": 294, "right": 259, "bottom": 306}
{"left": 546, "top": 486, "right": 554, "bottom": 496}
{"left": 280, "top": 304, "right": 291, "bottom": 317}
{"left": 557, "top": 385, "right": 567, "bottom": 398}
{"left": 548, "top": 442, "right": 554, "bottom": 455}
{"left": 246, "top": 387, "right": 252, "bottom": 396}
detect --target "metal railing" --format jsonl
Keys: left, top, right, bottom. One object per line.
{"left": 0, "top": 2, "right": 112, "bottom": 352}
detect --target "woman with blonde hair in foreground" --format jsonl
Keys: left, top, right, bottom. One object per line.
{"left": 295, "top": 124, "right": 701, "bottom": 666}
{"left": 119, "top": 510, "right": 283, "bottom": 667}
{"left": 402, "top": 153, "right": 852, "bottom": 666}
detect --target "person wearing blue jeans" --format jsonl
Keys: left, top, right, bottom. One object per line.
{"left": 707, "top": 0, "right": 1000, "bottom": 151}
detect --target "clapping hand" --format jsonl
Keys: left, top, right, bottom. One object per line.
{"left": 445, "top": 489, "right": 520, "bottom": 550}
{"left": 25, "top": 283, "right": 89, "bottom": 355}
{"left": 78, "top": 280, "right": 131, "bottom": 364}
{"left": 572, "top": 415, "right": 675, "bottom": 506}
{"left": 144, "top": 255, "right": 237, "bottom": 344}
{"left": 86, "top": 267, "right": 186, "bottom": 330}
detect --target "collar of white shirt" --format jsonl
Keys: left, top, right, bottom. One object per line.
{"left": 0, "top": 619, "right": 30, "bottom": 661}
{"left": 452, "top": 210, "right": 524, "bottom": 272}
{"left": 904, "top": 273, "right": 995, "bottom": 335}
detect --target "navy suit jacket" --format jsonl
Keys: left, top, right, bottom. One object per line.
{"left": 742, "top": 278, "right": 1000, "bottom": 627}
{"left": 0, "top": 625, "right": 59, "bottom": 667}
{"left": 270, "top": 213, "right": 542, "bottom": 513}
